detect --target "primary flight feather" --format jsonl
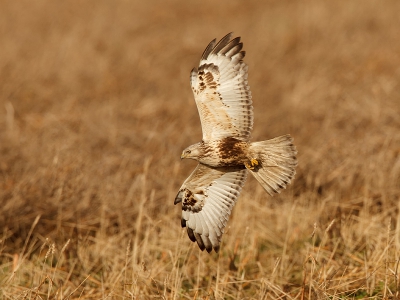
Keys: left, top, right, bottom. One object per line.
{"left": 175, "top": 33, "right": 298, "bottom": 253}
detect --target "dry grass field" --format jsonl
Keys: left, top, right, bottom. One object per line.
{"left": 1, "top": 0, "right": 400, "bottom": 299}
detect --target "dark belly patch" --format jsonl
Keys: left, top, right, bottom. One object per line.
{"left": 218, "top": 137, "right": 247, "bottom": 163}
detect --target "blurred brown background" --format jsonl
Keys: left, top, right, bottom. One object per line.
{"left": 1, "top": 0, "right": 400, "bottom": 298}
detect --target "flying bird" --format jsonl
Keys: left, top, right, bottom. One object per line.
{"left": 174, "top": 33, "right": 297, "bottom": 253}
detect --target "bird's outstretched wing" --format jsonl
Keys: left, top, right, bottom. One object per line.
{"left": 191, "top": 33, "right": 253, "bottom": 142}
{"left": 174, "top": 164, "right": 247, "bottom": 253}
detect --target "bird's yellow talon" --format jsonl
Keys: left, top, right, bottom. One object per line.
{"left": 245, "top": 158, "right": 259, "bottom": 170}
{"left": 251, "top": 158, "right": 259, "bottom": 166}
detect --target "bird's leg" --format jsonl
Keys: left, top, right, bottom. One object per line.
{"left": 245, "top": 158, "right": 259, "bottom": 170}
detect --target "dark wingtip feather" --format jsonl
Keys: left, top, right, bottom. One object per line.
{"left": 202, "top": 236, "right": 213, "bottom": 253}
{"left": 181, "top": 218, "right": 186, "bottom": 228}
{"left": 194, "top": 232, "right": 206, "bottom": 251}
{"left": 219, "top": 37, "right": 242, "bottom": 57}
{"left": 210, "top": 32, "right": 234, "bottom": 56}
{"left": 201, "top": 38, "right": 217, "bottom": 61}
{"left": 200, "top": 32, "right": 245, "bottom": 61}
{"left": 187, "top": 227, "right": 196, "bottom": 242}
{"left": 197, "top": 241, "right": 205, "bottom": 251}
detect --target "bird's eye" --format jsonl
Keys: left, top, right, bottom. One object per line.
{"left": 187, "top": 150, "right": 191, "bottom": 154}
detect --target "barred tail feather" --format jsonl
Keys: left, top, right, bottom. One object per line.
{"left": 248, "top": 135, "right": 297, "bottom": 196}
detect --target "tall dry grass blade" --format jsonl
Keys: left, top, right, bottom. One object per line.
{"left": 383, "top": 218, "right": 391, "bottom": 299}
{"left": 132, "top": 176, "right": 147, "bottom": 268}
{"left": 215, "top": 250, "right": 221, "bottom": 299}
{"left": 124, "top": 239, "right": 131, "bottom": 297}
{"left": 315, "top": 219, "right": 335, "bottom": 262}
{"left": 4, "top": 215, "right": 41, "bottom": 285}
{"left": 64, "top": 274, "right": 91, "bottom": 300}
{"left": 391, "top": 262, "right": 399, "bottom": 298}
{"left": 270, "top": 257, "right": 281, "bottom": 285}
{"left": 280, "top": 202, "right": 296, "bottom": 278}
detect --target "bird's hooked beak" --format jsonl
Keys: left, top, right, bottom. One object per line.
{"left": 180, "top": 151, "right": 188, "bottom": 160}
{"left": 181, "top": 149, "right": 191, "bottom": 160}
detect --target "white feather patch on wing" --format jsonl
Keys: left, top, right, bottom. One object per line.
{"left": 174, "top": 164, "right": 247, "bottom": 253}
{"left": 190, "top": 33, "right": 253, "bottom": 142}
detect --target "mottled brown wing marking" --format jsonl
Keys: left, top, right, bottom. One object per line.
{"left": 195, "top": 64, "right": 219, "bottom": 94}
{"left": 182, "top": 189, "right": 195, "bottom": 205}
{"left": 182, "top": 188, "right": 204, "bottom": 213}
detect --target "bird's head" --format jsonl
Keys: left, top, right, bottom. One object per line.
{"left": 181, "top": 143, "right": 203, "bottom": 161}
